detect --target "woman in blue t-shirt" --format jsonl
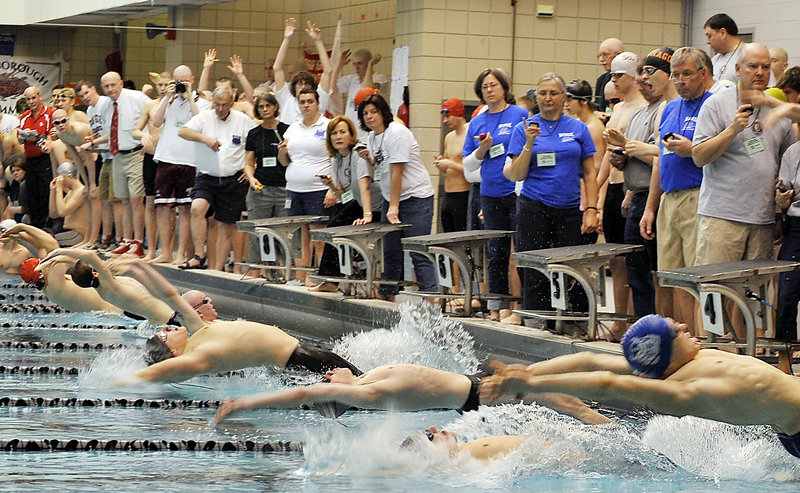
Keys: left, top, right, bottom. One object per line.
{"left": 505, "top": 73, "right": 599, "bottom": 321}
{"left": 462, "top": 69, "right": 529, "bottom": 322}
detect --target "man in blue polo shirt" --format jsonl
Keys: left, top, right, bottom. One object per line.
{"left": 640, "top": 47, "right": 719, "bottom": 334}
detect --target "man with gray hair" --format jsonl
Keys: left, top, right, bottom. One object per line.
{"left": 99, "top": 71, "right": 151, "bottom": 257}
{"left": 692, "top": 43, "right": 796, "bottom": 270}
{"left": 595, "top": 38, "right": 624, "bottom": 113}
{"left": 639, "top": 47, "right": 718, "bottom": 333}
{"left": 178, "top": 86, "right": 255, "bottom": 271}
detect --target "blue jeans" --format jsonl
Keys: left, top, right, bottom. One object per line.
{"left": 516, "top": 196, "right": 587, "bottom": 313}
{"left": 624, "top": 191, "right": 657, "bottom": 317}
{"left": 379, "top": 195, "right": 436, "bottom": 296}
{"left": 481, "top": 193, "right": 517, "bottom": 310}
{"left": 777, "top": 216, "right": 800, "bottom": 341}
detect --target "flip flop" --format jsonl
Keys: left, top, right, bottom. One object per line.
{"left": 178, "top": 255, "right": 207, "bottom": 270}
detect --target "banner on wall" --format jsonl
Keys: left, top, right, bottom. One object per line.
{"left": 0, "top": 55, "right": 61, "bottom": 116}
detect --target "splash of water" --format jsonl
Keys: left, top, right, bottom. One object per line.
{"left": 642, "top": 415, "right": 800, "bottom": 482}
{"left": 300, "top": 404, "right": 679, "bottom": 488}
{"left": 332, "top": 301, "right": 480, "bottom": 373}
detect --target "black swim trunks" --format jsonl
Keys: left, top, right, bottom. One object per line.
{"left": 285, "top": 342, "right": 362, "bottom": 376}
{"left": 459, "top": 372, "right": 487, "bottom": 413}
{"left": 778, "top": 431, "right": 800, "bottom": 459}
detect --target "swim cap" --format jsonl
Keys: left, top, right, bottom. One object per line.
{"left": 566, "top": 79, "right": 593, "bottom": 101}
{"left": 57, "top": 162, "right": 78, "bottom": 177}
{"left": 144, "top": 334, "right": 174, "bottom": 365}
{"left": 440, "top": 98, "right": 465, "bottom": 117}
{"left": 19, "top": 257, "right": 41, "bottom": 285}
{"left": 644, "top": 47, "right": 674, "bottom": 74}
{"left": 621, "top": 314, "right": 675, "bottom": 378}
{"left": 353, "top": 87, "right": 379, "bottom": 108}
{"left": 610, "top": 52, "right": 638, "bottom": 78}
{"left": 0, "top": 218, "right": 16, "bottom": 233}
{"left": 765, "top": 87, "right": 788, "bottom": 102}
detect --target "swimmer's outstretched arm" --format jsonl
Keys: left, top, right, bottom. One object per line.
{"left": 125, "top": 353, "right": 213, "bottom": 385}
{"left": 515, "top": 353, "right": 632, "bottom": 376}
{"left": 214, "top": 384, "right": 380, "bottom": 424}
{"left": 481, "top": 370, "right": 698, "bottom": 416}
{"left": 2, "top": 223, "right": 59, "bottom": 256}
{"left": 118, "top": 260, "right": 204, "bottom": 333}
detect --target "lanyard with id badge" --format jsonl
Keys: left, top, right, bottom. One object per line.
{"left": 743, "top": 106, "right": 765, "bottom": 156}
{"left": 259, "top": 127, "right": 282, "bottom": 167}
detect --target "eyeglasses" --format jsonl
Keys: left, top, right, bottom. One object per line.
{"left": 423, "top": 430, "right": 435, "bottom": 441}
{"left": 641, "top": 66, "right": 659, "bottom": 75}
{"left": 670, "top": 70, "right": 699, "bottom": 81}
{"left": 192, "top": 297, "right": 210, "bottom": 310}
{"left": 536, "top": 91, "right": 564, "bottom": 99}
{"left": 481, "top": 82, "right": 500, "bottom": 91}
{"left": 53, "top": 118, "right": 68, "bottom": 125}
{"left": 56, "top": 94, "right": 73, "bottom": 100}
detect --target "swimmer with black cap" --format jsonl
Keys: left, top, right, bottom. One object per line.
{"left": 481, "top": 314, "right": 800, "bottom": 459}
{"left": 214, "top": 363, "right": 611, "bottom": 424}
{"left": 113, "top": 259, "right": 360, "bottom": 384}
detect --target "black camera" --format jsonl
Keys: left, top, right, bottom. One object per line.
{"left": 175, "top": 81, "right": 187, "bottom": 93}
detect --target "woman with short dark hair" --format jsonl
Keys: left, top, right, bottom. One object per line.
{"left": 357, "top": 93, "right": 435, "bottom": 301}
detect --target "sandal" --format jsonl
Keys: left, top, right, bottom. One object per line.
{"left": 178, "top": 255, "right": 207, "bottom": 270}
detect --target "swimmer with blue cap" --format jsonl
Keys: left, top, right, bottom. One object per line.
{"left": 481, "top": 314, "right": 800, "bottom": 459}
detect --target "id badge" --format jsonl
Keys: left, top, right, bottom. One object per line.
{"left": 489, "top": 143, "right": 505, "bottom": 158}
{"left": 262, "top": 157, "right": 277, "bottom": 167}
{"left": 374, "top": 166, "right": 382, "bottom": 182}
{"left": 341, "top": 190, "right": 354, "bottom": 203}
{"left": 743, "top": 137, "right": 765, "bottom": 155}
{"left": 662, "top": 148, "right": 675, "bottom": 156}
{"left": 284, "top": 198, "right": 292, "bottom": 209}
{"left": 537, "top": 152, "right": 556, "bottom": 167}
{"left": 175, "top": 121, "right": 185, "bottom": 128}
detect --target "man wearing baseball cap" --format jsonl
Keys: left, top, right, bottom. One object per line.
{"left": 596, "top": 52, "right": 647, "bottom": 341}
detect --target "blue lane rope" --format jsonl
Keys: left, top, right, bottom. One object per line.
{"left": 0, "top": 438, "right": 303, "bottom": 452}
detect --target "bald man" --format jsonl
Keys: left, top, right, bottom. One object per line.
{"left": 771, "top": 47, "right": 789, "bottom": 84}
{"left": 595, "top": 38, "right": 624, "bottom": 112}
{"left": 18, "top": 86, "right": 55, "bottom": 228}
{"left": 99, "top": 71, "right": 151, "bottom": 257}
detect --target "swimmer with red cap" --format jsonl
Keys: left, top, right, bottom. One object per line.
{"left": 481, "top": 314, "right": 800, "bottom": 459}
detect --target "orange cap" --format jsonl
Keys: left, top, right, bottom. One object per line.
{"left": 353, "top": 87, "right": 379, "bottom": 108}
{"left": 20, "top": 257, "right": 41, "bottom": 284}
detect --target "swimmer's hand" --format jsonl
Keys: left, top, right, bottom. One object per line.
{"left": 214, "top": 398, "right": 242, "bottom": 424}
{"left": 480, "top": 361, "right": 533, "bottom": 402}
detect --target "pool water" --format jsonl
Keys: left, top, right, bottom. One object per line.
{"left": 1, "top": 277, "right": 799, "bottom": 491}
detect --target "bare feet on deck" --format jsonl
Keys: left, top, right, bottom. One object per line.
{"left": 309, "top": 282, "right": 338, "bottom": 293}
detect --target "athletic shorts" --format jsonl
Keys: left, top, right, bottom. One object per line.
{"left": 190, "top": 172, "right": 247, "bottom": 224}
{"left": 154, "top": 161, "right": 196, "bottom": 207}
{"left": 143, "top": 152, "right": 157, "bottom": 197}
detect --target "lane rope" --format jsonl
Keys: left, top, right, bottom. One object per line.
{"left": 0, "top": 438, "right": 303, "bottom": 452}
{"left": 0, "top": 341, "right": 130, "bottom": 351}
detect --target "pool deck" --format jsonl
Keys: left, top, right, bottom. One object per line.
{"left": 156, "top": 265, "right": 622, "bottom": 367}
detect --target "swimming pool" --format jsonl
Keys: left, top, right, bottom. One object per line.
{"left": 1, "top": 276, "right": 799, "bottom": 491}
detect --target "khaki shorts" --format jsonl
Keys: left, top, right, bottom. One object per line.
{"left": 112, "top": 150, "right": 145, "bottom": 199}
{"left": 97, "top": 159, "right": 118, "bottom": 202}
{"left": 656, "top": 188, "right": 699, "bottom": 270}
{"left": 695, "top": 214, "right": 773, "bottom": 265}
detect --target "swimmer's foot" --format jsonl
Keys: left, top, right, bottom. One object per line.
{"left": 372, "top": 286, "right": 396, "bottom": 302}
{"left": 489, "top": 310, "right": 501, "bottom": 322}
{"left": 597, "top": 322, "right": 627, "bottom": 343}
{"left": 309, "top": 282, "right": 338, "bottom": 293}
{"left": 143, "top": 251, "right": 157, "bottom": 262}
{"left": 172, "top": 256, "right": 186, "bottom": 266}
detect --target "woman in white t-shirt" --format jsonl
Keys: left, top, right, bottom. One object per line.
{"left": 356, "top": 93, "right": 436, "bottom": 301}
{"left": 280, "top": 88, "right": 331, "bottom": 284}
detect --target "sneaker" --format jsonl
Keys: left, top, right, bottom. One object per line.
{"left": 85, "top": 241, "right": 102, "bottom": 250}
{"left": 109, "top": 240, "right": 130, "bottom": 255}
{"left": 126, "top": 240, "right": 145, "bottom": 258}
